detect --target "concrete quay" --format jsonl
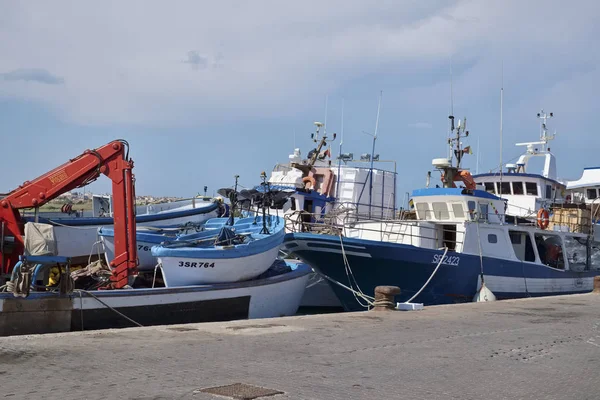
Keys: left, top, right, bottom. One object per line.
{"left": 1, "top": 294, "right": 600, "bottom": 399}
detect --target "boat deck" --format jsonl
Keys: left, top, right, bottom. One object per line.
{"left": 2, "top": 294, "right": 600, "bottom": 399}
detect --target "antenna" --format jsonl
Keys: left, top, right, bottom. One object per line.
{"left": 500, "top": 62, "right": 504, "bottom": 191}
{"left": 450, "top": 60, "right": 454, "bottom": 117}
{"left": 476, "top": 137, "right": 480, "bottom": 175}
{"left": 335, "top": 98, "right": 345, "bottom": 201}
{"left": 324, "top": 95, "right": 329, "bottom": 135}
{"left": 449, "top": 60, "right": 454, "bottom": 160}
{"left": 368, "top": 91, "right": 382, "bottom": 218}
{"left": 536, "top": 109, "right": 554, "bottom": 151}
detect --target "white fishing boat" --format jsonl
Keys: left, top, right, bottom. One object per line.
{"left": 284, "top": 115, "right": 600, "bottom": 311}
{"left": 0, "top": 256, "right": 311, "bottom": 336}
{"left": 0, "top": 140, "right": 309, "bottom": 337}
{"left": 25, "top": 196, "right": 225, "bottom": 261}
{"left": 152, "top": 216, "right": 285, "bottom": 286}
{"left": 472, "top": 110, "right": 567, "bottom": 220}
{"left": 244, "top": 122, "right": 396, "bottom": 309}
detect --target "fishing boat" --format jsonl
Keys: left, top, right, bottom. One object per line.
{"left": 472, "top": 110, "right": 567, "bottom": 219}
{"left": 0, "top": 139, "right": 309, "bottom": 337}
{"left": 23, "top": 195, "right": 226, "bottom": 261}
{"left": 99, "top": 216, "right": 284, "bottom": 279}
{"left": 246, "top": 121, "right": 396, "bottom": 309}
{"left": 152, "top": 215, "right": 285, "bottom": 286}
{"left": 283, "top": 115, "right": 600, "bottom": 311}
{"left": 0, "top": 255, "right": 311, "bottom": 336}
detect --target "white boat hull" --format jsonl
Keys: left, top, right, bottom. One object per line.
{"left": 47, "top": 206, "right": 220, "bottom": 259}
{"left": 0, "top": 262, "right": 311, "bottom": 336}
{"left": 159, "top": 245, "right": 281, "bottom": 286}
{"left": 102, "top": 235, "right": 160, "bottom": 272}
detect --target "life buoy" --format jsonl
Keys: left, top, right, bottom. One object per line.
{"left": 302, "top": 176, "right": 316, "bottom": 190}
{"left": 537, "top": 208, "right": 549, "bottom": 229}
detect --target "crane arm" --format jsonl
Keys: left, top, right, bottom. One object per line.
{"left": 0, "top": 140, "right": 138, "bottom": 288}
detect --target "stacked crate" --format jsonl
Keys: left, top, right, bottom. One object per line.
{"left": 549, "top": 206, "right": 591, "bottom": 234}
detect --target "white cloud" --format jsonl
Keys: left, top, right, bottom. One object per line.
{"left": 0, "top": 0, "right": 597, "bottom": 126}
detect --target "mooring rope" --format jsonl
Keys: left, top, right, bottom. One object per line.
{"left": 74, "top": 289, "right": 143, "bottom": 328}
{"left": 403, "top": 246, "right": 448, "bottom": 304}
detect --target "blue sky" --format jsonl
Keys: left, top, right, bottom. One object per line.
{"left": 1, "top": 0, "right": 598, "bottom": 207}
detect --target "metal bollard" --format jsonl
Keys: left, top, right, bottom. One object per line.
{"left": 593, "top": 276, "right": 600, "bottom": 294}
{"left": 371, "top": 286, "right": 401, "bottom": 311}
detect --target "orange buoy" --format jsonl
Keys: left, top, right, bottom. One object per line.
{"left": 537, "top": 208, "right": 549, "bottom": 230}
{"left": 302, "top": 176, "right": 316, "bottom": 190}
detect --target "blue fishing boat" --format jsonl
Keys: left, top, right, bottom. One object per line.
{"left": 101, "top": 215, "right": 286, "bottom": 286}
{"left": 283, "top": 115, "right": 600, "bottom": 311}
{"left": 153, "top": 215, "right": 285, "bottom": 286}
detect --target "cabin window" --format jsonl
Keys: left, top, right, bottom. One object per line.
{"left": 545, "top": 185, "right": 552, "bottom": 199}
{"left": 432, "top": 202, "right": 450, "bottom": 220}
{"left": 290, "top": 197, "right": 297, "bottom": 211}
{"left": 488, "top": 234, "right": 498, "bottom": 243}
{"left": 512, "top": 182, "right": 524, "bottom": 195}
{"left": 484, "top": 182, "right": 496, "bottom": 194}
{"left": 415, "top": 202, "right": 431, "bottom": 219}
{"left": 563, "top": 236, "right": 588, "bottom": 271}
{"left": 525, "top": 182, "right": 538, "bottom": 196}
{"left": 534, "top": 233, "right": 564, "bottom": 269}
{"left": 467, "top": 201, "right": 477, "bottom": 220}
{"left": 587, "top": 188, "right": 598, "bottom": 200}
{"left": 479, "top": 203, "right": 489, "bottom": 222}
{"left": 451, "top": 203, "right": 465, "bottom": 219}
{"left": 500, "top": 182, "right": 511, "bottom": 195}
{"left": 510, "top": 231, "right": 536, "bottom": 262}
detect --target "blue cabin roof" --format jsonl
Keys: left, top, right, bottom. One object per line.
{"left": 411, "top": 187, "right": 501, "bottom": 200}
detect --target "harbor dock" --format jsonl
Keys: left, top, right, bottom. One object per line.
{"left": 2, "top": 294, "right": 600, "bottom": 399}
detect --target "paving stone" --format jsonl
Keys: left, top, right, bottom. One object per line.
{"left": 0, "top": 294, "right": 599, "bottom": 399}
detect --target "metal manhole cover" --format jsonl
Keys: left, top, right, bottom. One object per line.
{"left": 197, "top": 383, "right": 284, "bottom": 399}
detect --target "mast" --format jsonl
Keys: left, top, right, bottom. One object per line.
{"left": 335, "top": 98, "right": 345, "bottom": 202}
{"left": 449, "top": 62, "right": 454, "bottom": 160}
{"left": 476, "top": 137, "right": 480, "bottom": 175}
{"left": 368, "top": 91, "right": 382, "bottom": 218}
{"left": 500, "top": 67, "right": 504, "bottom": 192}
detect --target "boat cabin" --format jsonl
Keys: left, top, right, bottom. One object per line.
{"left": 264, "top": 142, "right": 396, "bottom": 224}
{"left": 346, "top": 187, "right": 594, "bottom": 273}
{"left": 473, "top": 110, "right": 566, "bottom": 218}
{"left": 473, "top": 172, "right": 565, "bottom": 218}
{"left": 567, "top": 167, "right": 600, "bottom": 205}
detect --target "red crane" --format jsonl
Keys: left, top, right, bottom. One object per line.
{"left": 0, "top": 140, "right": 138, "bottom": 289}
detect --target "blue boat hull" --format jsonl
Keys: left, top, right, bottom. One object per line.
{"left": 283, "top": 233, "right": 598, "bottom": 312}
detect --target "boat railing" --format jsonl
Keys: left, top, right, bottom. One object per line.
{"left": 284, "top": 210, "right": 464, "bottom": 249}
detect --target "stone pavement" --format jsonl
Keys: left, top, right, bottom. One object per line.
{"left": 2, "top": 294, "right": 600, "bottom": 400}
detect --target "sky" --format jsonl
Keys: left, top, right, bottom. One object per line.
{"left": 1, "top": 0, "right": 598, "bottom": 208}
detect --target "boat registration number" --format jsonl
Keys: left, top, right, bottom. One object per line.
{"left": 178, "top": 261, "right": 215, "bottom": 268}
{"left": 138, "top": 245, "right": 151, "bottom": 252}
{"left": 431, "top": 254, "right": 460, "bottom": 266}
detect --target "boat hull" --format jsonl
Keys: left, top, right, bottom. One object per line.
{"left": 158, "top": 245, "right": 282, "bottom": 286}
{"left": 30, "top": 202, "right": 221, "bottom": 259}
{"left": 283, "top": 232, "right": 598, "bottom": 312}
{"left": 0, "top": 262, "right": 311, "bottom": 336}
{"left": 101, "top": 233, "right": 168, "bottom": 272}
